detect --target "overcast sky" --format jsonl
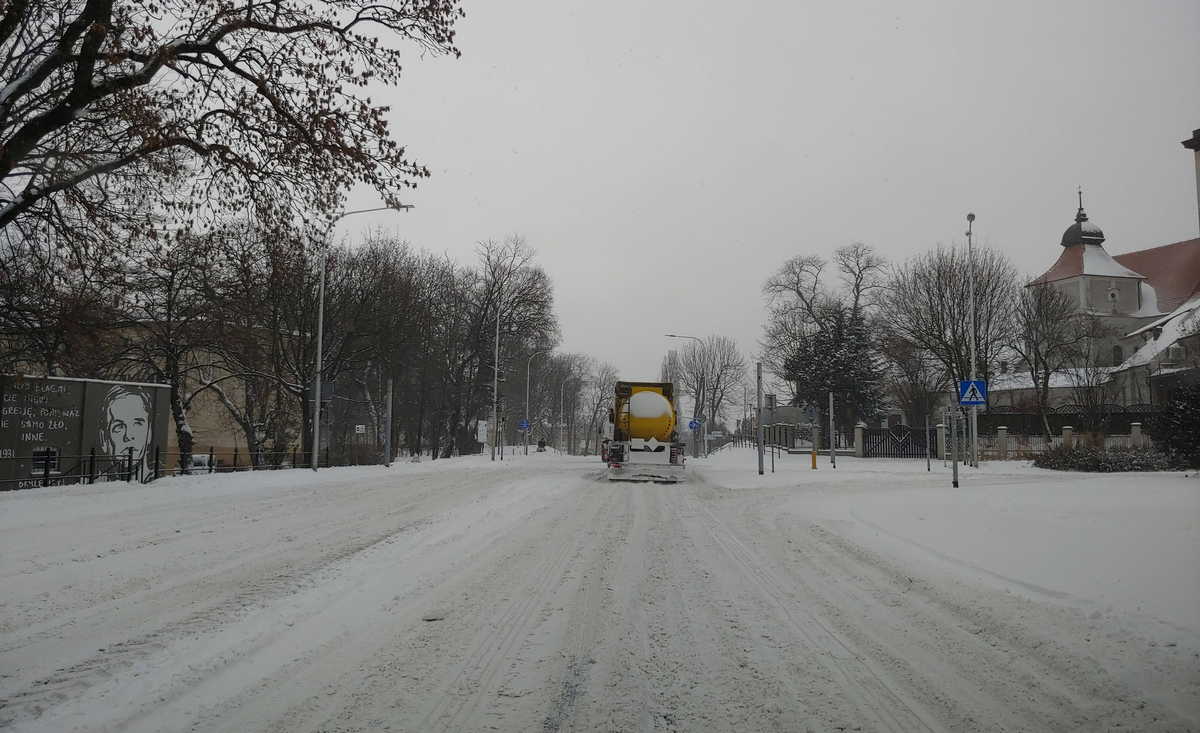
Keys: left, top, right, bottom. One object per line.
{"left": 339, "top": 0, "right": 1200, "bottom": 382}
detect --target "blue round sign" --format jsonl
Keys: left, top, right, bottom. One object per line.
{"left": 517, "top": 419, "right": 530, "bottom": 431}
{"left": 688, "top": 419, "right": 701, "bottom": 430}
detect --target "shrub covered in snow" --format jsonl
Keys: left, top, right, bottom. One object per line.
{"left": 1033, "top": 445, "right": 1179, "bottom": 472}
{"left": 1148, "top": 382, "right": 1200, "bottom": 469}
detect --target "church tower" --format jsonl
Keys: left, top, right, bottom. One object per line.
{"left": 1029, "top": 192, "right": 1155, "bottom": 319}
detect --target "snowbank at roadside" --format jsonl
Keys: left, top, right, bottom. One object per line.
{"left": 694, "top": 447, "right": 1200, "bottom": 634}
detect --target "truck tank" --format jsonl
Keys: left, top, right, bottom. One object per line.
{"left": 608, "top": 381, "right": 685, "bottom": 483}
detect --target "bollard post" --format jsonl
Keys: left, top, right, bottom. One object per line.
{"left": 325, "top": 446, "right": 330, "bottom": 468}
{"left": 42, "top": 449, "right": 51, "bottom": 487}
{"left": 1062, "top": 425, "right": 1074, "bottom": 450}
{"left": 154, "top": 446, "right": 160, "bottom": 481}
{"left": 854, "top": 422, "right": 865, "bottom": 458}
{"left": 292, "top": 448, "right": 297, "bottom": 470}
{"left": 998, "top": 426, "right": 1008, "bottom": 460}
{"left": 925, "top": 414, "right": 931, "bottom": 471}
{"left": 233, "top": 446, "right": 239, "bottom": 472}
{"left": 1130, "top": 422, "right": 1142, "bottom": 448}
{"left": 126, "top": 447, "right": 134, "bottom": 483}
{"left": 90, "top": 448, "right": 96, "bottom": 484}
{"left": 208, "top": 446, "right": 214, "bottom": 474}
{"left": 950, "top": 413, "right": 959, "bottom": 488}
{"left": 828, "top": 392, "right": 836, "bottom": 469}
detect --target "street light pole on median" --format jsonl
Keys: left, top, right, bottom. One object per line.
{"left": 966, "top": 212, "right": 979, "bottom": 468}
{"left": 312, "top": 204, "right": 412, "bottom": 471}
{"left": 525, "top": 349, "right": 550, "bottom": 455}
{"left": 665, "top": 334, "right": 707, "bottom": 457}
{"left": 492, "top": 283, "right": 502, "bottom": 461}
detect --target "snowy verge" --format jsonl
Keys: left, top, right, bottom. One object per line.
{"left": 694, "top": 448, "right": 1200, "bottom": 634}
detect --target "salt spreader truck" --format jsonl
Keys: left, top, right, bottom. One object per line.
{"left": 606, "top": 381, "right": 685, "bottom": 483}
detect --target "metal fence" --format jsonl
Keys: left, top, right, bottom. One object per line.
{"left": 0, "top": 444, "right": 380, "bottom": 491}
{"left": 1, "top": 448, "right": 147, "bottom": 490}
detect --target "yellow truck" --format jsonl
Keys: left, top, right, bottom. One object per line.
{"left": 606, "top": 381, "right": 685, "bottom": 483}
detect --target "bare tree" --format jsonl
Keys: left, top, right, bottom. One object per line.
{"left": 883, "top": 245, "right": 1019, "bottom": 390}
{"left": 1, "top": 0, "right": 463, "bottom": 257}
{"left": 106, "top": 231, "right": 228, "bottom": 470}
{"left": 1009, "top": 283, "right": 1088, "bottom": 436}
{"left": 877, "top": 331, "right": 945, "bottom": 426}
{"left": 580, "top": 361, "right": 618, "bottom": 455}
{"left": 0, "top": 228, "right": 118, "bottom": 375}
{"left": 1065, "top": 315, "right": 1120, "bottom": 440}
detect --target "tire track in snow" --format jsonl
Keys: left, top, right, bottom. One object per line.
{"left": 682, "top": 489, "right": 941, "bottom": 732}
{"left": 412, "top": 480, "right": 617, "bottom": 731}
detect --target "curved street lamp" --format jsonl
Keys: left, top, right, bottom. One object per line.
{"left": 312, "top": 204, "right": 412, "bottom": 471}
{"left": 665, "top": 333, "right": 708, "bottom": 456}
{"left": 525, "top": 349, "right": 550, "bottom": 455}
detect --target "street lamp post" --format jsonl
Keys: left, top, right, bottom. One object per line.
{"left": 312, "top": 204, "right": 412, "bottom": 471}
{"left": 665, "top": 333, "right": 707, "bottom": 457}
{"left": 966, "top": 212, "right": 979, "bottom": 468}
{"left": 525, "top": 350, "right": 550, "bottom": 455}
{"left": 559, "top": 378, "right": 568, "bottom": 454}
{"left": 491, "top": 284, "right": 502, "bottom": 461}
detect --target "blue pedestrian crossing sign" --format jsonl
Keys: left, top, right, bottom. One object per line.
{"left": 688, "top": 419, "right": 701, "bottom": 430}
{"left": 517, "top": 419, "right": 530, "bottom": 431}
{"left": 958, "top": 380, "right": 987, "bottom": 405}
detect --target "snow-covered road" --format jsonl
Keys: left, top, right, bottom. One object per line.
{"left": 2, "top": 451, "right": 1197, "bottom": 731}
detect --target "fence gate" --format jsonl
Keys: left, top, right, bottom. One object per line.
{"left": 863, "top": 425, "right": 935, "bottom": 458}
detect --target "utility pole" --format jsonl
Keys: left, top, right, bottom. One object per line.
{"left": 559, "top": 379, "right": 566, "bottom": 454}
{"left": 312, "top": 204, "right": 411, "bottom": 471}
{"left": 966, "top": 212, "right": 979, "bottom": 468}
{"left": 756, "top": 362, "right": 764, "bottom": 475}
{"left": 491, "top": 284, "right": 502, "bottom": 461}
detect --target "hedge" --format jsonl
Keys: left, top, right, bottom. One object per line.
{"left": 1032, "top": 445, "right": 1180, "bottom": 472}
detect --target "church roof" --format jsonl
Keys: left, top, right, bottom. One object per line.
{"left": 1112, "top": 238, "right": 1200, "bottom": 313}
{"left": 1028, "top": 243, "right": 1145, "bottom": 285}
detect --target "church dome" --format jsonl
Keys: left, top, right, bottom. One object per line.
{"left": 1061, "top": 205, "right": 1105, "bottom": 247}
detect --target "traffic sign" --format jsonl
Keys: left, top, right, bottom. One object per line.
{"left": 958, "top": 380, "right": 987, "bottom": 405}
{"left": 517, "top": 419, "right": 530, "bottom": 431}
{"left": 688, "top": 419, "right": 701, "bottom": 430}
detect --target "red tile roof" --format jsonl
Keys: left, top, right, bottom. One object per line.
{"left": 1113, "top": 238, "right": 1200, "bottom": 312}
{"left": 1029, "top": 237, "right": 1200, "bottom": 314}
{"left": 1028, "top": 246, "right": 1082, "bottom": 286}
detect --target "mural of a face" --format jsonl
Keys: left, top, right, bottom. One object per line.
{"left": 98, "top": 386, "right": 153, "bottom": 462}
